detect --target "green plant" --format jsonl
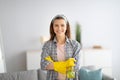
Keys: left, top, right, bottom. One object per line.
{"left": 75, "top": 23, "right": 81, "bottom": 44}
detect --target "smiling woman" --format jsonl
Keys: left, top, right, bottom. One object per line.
{"left": 41, "top": 15, "right": 81, "bottom": 80}
{"left": 0, "top": 28, "right": 6, "bottom": 73}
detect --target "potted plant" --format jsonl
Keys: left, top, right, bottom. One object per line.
{"left": 75, "top": 23, "right": 81, "bottom": 44}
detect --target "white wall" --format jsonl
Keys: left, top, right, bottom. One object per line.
{"left": 0, "top": 0, "right": 120, "bottom": 79}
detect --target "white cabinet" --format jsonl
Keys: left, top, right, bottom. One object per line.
{"left": 26, "top": 50, "right": 41, "bottom": 70}
{"left": 26, "top": 48, "right": 112, "bottom": 76}
{"left": 80, "top": 48, "right": 112, "bottom": 76}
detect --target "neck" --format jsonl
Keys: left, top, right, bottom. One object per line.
{"left": 56, "top": 35, "right": 66, "bottom": 45}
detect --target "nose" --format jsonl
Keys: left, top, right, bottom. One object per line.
{"left": 58, "top": 26, "right": 62, "bottom": 30}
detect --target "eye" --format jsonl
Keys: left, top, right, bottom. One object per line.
{"left": 61, "top": 24, "right": 65, "bottom": 27}
{"left": 54, "top": 24, "right": 58, "bottom": 27}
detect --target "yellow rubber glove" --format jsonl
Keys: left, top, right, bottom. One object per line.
{"left": 45, "top": 56, "right": 76, "bottom": 74}
{"left": 54, "top": 62, "right": 67, "bottom": 74}
{"left": 65, "top": 58, "right": 76, "bottom": 79}
{"left": 54, "top": 58, "right": 76, "bottom": 74}
{"left": 45, "top": 56, "right": 67, "bottom": 74}
{"left": 65, "top": 58, "right": 76, "bottom": 67}
{"left": 45, "top": 56, "right": 53, "bottom": 62}
{"left": 45, "top": 56, "right": 66, "bottom": 74}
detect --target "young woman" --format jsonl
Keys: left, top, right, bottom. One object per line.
{"left": 41, "top": 15, "right": 81, "bottom": 80}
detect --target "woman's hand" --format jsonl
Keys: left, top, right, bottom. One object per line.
{"left": 46, "top": 63, "right": 54, "bottom": 70}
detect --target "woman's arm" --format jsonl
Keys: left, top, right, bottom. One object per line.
{"left": 46, "top": 63, "right": 54, "bottom": 70}
{"left": 41, "top": 41, "right": 53, "bottom": 70}
{"left": 72, "top": 41, "right": 81, "bottom": 71}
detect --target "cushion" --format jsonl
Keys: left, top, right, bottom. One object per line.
{"left": 81, "top": 66, "right": 96, "bottom": 70}
{"left": 16, "top": 70, "right": 38, "bottom": 80}
{"left": 0, "top": 70, "right": 38, "bottom": 80}
{"left": 0, "top": 72, "right": 18, "bottom": 80}
{"left": 37, "top": 69, "right": 47, "bottom": 80}
{"left": 78, "top": 67, "right": 102, "bottom": 80}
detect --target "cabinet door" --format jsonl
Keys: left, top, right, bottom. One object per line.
{"left": 26, "top": 50, "right": 41, "bottom": 70}
{"left": 83, "top": 49, "right": 112, "bottom": 67}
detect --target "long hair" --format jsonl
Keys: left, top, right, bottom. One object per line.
{"left": 49, "top": 15, "right": 71, "bottom": 41}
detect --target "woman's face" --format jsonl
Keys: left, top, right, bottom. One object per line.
{"left": 53, "top": 19, "right": 67, "bottom": 37}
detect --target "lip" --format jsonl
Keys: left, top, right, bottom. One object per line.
{"left": 57, "top": 31, "right": 63, "bottom": 33}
